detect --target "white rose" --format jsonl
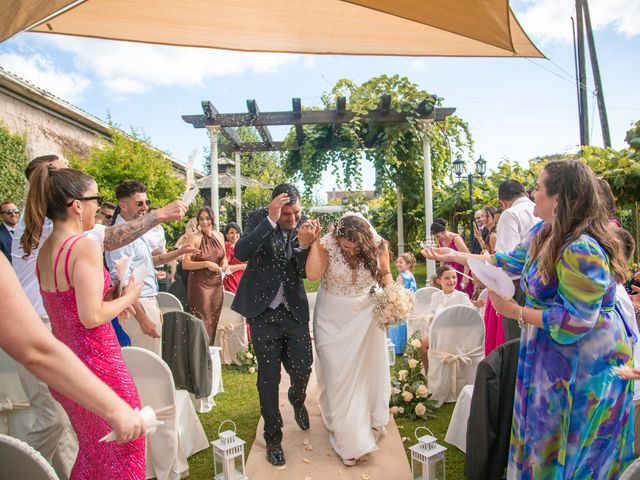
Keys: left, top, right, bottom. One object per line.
{"left": 408, "top": 359, "right": 419, "bottom": 369}
{"left": 392, "top": 387, "right": 402, "bottom": 395}
{"left": 401, "top": 391, "right": 414, "bottom": 402}
{"left": 248, "top": 367, "right": 256, "bottom": 374}
{"left": 416, "top": 385, "right": 428, "bottom": 397}
{"left": 415, "top": 403, "right": 426, "bottom": 417}
{"left": 398, "top": 407, "right": 405, "bottom": 414}
{"left": 397, "top": 370, "right": 409, "bottom": 381}
{"left": 387, "top": 291, "right": 398, "bottom": 302}
{"left": 246, "top": 352, "right": 254, "bottom": 359}
{"left": 390, "top": 406, "right": 399, "bottom": 415}
{"left": 411, "top": 339, "right": 422, "bottom": 349}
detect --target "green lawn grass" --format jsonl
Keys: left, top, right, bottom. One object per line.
{"left": 187, "top": 366, "right": 465, "bottom": 479}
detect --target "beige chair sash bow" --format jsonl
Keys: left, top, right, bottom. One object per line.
{"left": 430, "top": 345, "right": 484, "bottom": 400}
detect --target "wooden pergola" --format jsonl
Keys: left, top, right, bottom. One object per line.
{"left": 182, "top": 96, "right": 455, "bottom": 267}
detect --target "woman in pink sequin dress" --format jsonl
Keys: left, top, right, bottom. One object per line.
{"left": 22, "top": 164, "right": 146, "bottom": 479}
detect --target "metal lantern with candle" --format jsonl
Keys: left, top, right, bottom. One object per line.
{"left": 386, "top": 337, "right": 396, "bottom": 366}
{"left": 212, "top": 420, "right": 246, "bottom": 480}
{"left": 410, "top": 427, "right": 447, "bottom": 480}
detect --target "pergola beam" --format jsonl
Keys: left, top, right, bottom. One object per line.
{"left": 201, "top": 101, "right": 243, "bottom": 148}
{"left": 292, "top": 97, "right": 304, "bottom": 147}
{"left": 363, "top": 94, "right": 392, "bottom": 147}
{"left": 219, "top": 141, "right": 285, "bottom": 154}
{"left": 246, "top": 99, "right": 273, "bottom": 147}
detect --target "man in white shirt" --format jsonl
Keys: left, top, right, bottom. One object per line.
{"left": 495, "top": 179, "right": 539, "bottom": 341}
{"left": 12, "top": 155, "right": 188, "bottom": 478}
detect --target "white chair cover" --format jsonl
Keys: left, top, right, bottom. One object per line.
{"left": 0, "top": 434, "right": 58, "bottom": 480}
{"left": 214, "top": 291, "right": 248, "bottom": 365}
{"left": 444, "top": 384, "right": 474, "bottom": 452}
{"left": 121, "top": 347, "right": 209, "bottom": 480}
{"left": 190, "top": 346, "right": 224, "bottom": 413}
{"left": 427, "top": 305, "right": 485, "bottom": 403}
{"left": 408, "top": 287, "right": 440, "bottom": 337}
{"left": 157, "top": 292, "right": 184, "bottom": 314}
{"left": 0, "top": 348, "right": 34, "bottom": 439}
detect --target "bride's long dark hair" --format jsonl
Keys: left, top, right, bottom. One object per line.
{"left": 335, "top": 215, "right": 386, "bottom": 286}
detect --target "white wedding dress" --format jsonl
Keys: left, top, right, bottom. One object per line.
{"left": 313, "top": 234, "right": 391, "bottom": 462}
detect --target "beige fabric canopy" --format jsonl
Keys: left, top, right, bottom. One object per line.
{"left": 3, "top": 0, "right": 543, "bottom": 57}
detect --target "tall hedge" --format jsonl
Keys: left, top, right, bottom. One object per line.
{"left": 0, "top": 123, "right": 28, "bottom": 205}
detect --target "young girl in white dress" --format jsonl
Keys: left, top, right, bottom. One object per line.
{"left": 305, "top": 213, "right": 393, "bottom": 466}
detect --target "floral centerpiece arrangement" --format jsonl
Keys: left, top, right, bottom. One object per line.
{"left": 236, "top": 343, "right": 258, "bottom": 374}
{"left": 371, "top": 281, "right": 416, "bottom": 329}
{"left": 389, "top": 332, "right": 438, "bottom": 420}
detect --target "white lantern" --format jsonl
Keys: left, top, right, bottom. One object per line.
{"left": 386, "top": 338, "right": 396, "bottom": 366}
{"left": 212, "top": 420, "right": 247, "bottom": 480}
{"left": 410, "top": 428, "right": 446, "bottom": 480}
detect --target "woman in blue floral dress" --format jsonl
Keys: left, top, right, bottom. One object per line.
{"left": 423, "top": 160, "right": 634, "bottom": 479}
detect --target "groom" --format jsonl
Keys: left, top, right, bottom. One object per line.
{"left": 232, "top": 183, "right": 316, "bottom": 466}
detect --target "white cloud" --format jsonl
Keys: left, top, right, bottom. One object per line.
{"left": 516, "top": 0, "right": 640, "bottom": 44}
{"left": 0, "top": 52, "right": 90, "bottom": 102}
{"left": 39, "top": 36, "right": 299, "bottom": 96}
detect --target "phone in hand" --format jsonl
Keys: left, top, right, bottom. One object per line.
{"left": 624, "top": 278, "right": 640, "bottom": 295}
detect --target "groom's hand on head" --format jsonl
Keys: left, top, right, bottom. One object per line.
{"left": 268, "top": 193, "right": 290, "bottom": 224}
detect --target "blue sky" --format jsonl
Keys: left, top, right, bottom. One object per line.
{"left": 1, "top": 0, "right": 639, "bottom": 201}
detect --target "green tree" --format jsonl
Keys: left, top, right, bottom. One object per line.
{"left": 0, "top": 123, "right": 28, "bottom": 205}
{"left": 281, "top": 74, "right": 474, "bottom": 253}
{"left": 69, "top": 126, "right": 187, "bottom": 245}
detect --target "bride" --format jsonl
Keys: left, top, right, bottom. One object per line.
{"left": 305, "top": 213, "right": 393, "bottom": 465}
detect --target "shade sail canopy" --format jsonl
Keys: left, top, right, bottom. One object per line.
{"left": 3, "top": 0, "right": 543, "bottom": 57}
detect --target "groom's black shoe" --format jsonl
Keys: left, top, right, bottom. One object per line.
{"left": 266, "top": 443, "right": 285, "bottom": 466}
{"left": 293, "top": 404, "right": 310, "bottom": 431}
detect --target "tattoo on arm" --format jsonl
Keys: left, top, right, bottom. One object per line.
{"left": 103, "top": 211, "right": 161, "bottom": 252}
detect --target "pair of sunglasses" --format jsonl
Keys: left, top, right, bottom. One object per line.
{"left": 0, "top": 209, "right": 19, "bottom": 214}
{"left": 66, "top": 196, "right": 103, "bottom": 207}
{"left": 136, "top": 199, "right": 151, "bottom": 208}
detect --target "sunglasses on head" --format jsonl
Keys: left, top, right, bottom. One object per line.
{"left": 136, "top": 199, "right": 151, "bottom": 208}
{"left": 0, "top": 209, "right": 19, "bottom": 214}
{"left": 66, "top": 196, "right": 103, "bottom": 207}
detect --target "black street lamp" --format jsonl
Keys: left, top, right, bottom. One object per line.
{"left": 453, "top": 155, "right": 487, "bottom": 246}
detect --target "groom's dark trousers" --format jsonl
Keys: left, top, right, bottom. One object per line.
{"left": 232, "top": 208, "right": 313, "bottom": 445}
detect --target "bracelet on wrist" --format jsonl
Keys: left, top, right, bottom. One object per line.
{"left": 517, "top": 307, "right": 525, "bottom": 329}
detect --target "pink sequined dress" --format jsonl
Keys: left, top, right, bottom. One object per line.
{"left": 441, "top": 235, "right": 474, "bottom": 298}
{"left": 38, "top": 235, "right": 145, "bottom": 479}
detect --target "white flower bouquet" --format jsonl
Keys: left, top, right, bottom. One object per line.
{"left": 371, "top": 282, "right": 415, "bottom": 329}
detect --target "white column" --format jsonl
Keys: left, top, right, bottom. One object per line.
{"left": 234, "top": 151, "right": 242, "bottom": 228}
{"left": 207, "top": 126, "right": 221, "bottom": 223}
{"left": 422, "top": 120, "right": 436, "bottom": 280}
{"left": 396, "top": 188, "right": 405, "bottom": 255}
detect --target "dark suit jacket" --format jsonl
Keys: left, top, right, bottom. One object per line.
{"left": 231, "top": 208, "right": 310, "bottom": 324}
{"left": 162, "top": 311, "right": 212, "bottom": 398}
{"left": 465, "top": 339, "right": 520, "bottom": 480}
{"left": 0, "top": 224, "right": 12, "bottom": 264}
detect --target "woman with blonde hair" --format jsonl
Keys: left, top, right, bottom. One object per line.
{"left": 306, "top": 213, "right": 392, "bottom": 466}
{"left": 423, "top": 160, "right": 634, "bottom": 478}
{"left": 22, "top": 163, "right": 146, "bottom": 478}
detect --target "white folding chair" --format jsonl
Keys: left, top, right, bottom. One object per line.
{"left": 157, "top": 292, "right": 184, "bottom": 314}
{"left": 0, "top": 434, "right": 58, "bottom": 479}
{"left": 0, "top": 348, "right": 34, "bottom": 439}
{"left": 427, "top": 305, "right": 485, "bottom": 403}
{"left": 445, "top": 384, "right": 474, "bottom": 452}
{"left": 408, "top": 287, "right": 440, "bottom": 337}
{"left": 121, "top": 347, "right": 208, "bottom": 480}
{"left": 214, "top": 291, "right": 248, "bottom": 365}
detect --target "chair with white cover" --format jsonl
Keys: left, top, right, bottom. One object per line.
{"left": 408, "top": 287, "right": 440, "bottom": 337}
{"left": 0, "top": 348, "right": 34, "bottom": 439}
{"left": 0, "top": 434, "right": 58, "bottom": 480}
{"left": 427, "top": 305, "right": 485, "bottom": 403}
{"left": 121, "top": 347, "right": 208, "bottom": 480}
{"left": 444, "top": 384, "right": 474, "bottom": 452}
{"left": 476, "top": 288, "right": 488, "bottom": 317}
{"left": 214, "top": 291, "right": 248, "bottom": 365}
{"left": 157, "top": 292, "right": 184, "bottom": 314}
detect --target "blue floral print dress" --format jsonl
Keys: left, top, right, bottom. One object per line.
{"left": 493, "top": 221, "right": 634, "bottom": 479}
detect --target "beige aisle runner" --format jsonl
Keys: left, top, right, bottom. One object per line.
{"left": 246, "top": 368, "right": 412, "bottom": 480}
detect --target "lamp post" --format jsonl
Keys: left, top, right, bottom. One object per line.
{"left": 453, "top": 155, "right": 487, "bottom": 246}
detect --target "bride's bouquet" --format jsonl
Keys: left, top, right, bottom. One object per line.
{"left": 370, "top": 282, "right": 415, "bottom": 329}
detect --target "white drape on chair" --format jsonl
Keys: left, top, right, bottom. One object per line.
{"left": 408, "top": 287, "right": 440, "bottom": 337}
{"left": 214, "top": 291, "right": 247, "bottom": 365}
{"left": 0, "top": 348, "right": 34, "bottom": 439}
{"left": 427, "top": 305, "right": 485, "bottom": 403}
{"left": 445, "top": 384, "right": 474, "bottom": 452}
{"left": 0, "top": 434, "right": 58, "bottom": 480}
{"left": 121, "top": 347, "right": 209, "bottom": 480}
